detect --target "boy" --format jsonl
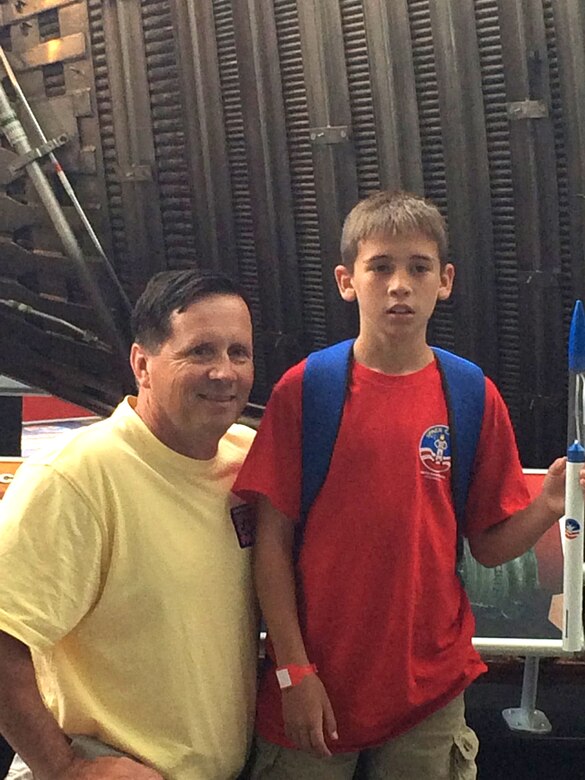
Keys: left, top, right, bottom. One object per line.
{"left": 234, "top": 191, "right": 567, "bottom": 778}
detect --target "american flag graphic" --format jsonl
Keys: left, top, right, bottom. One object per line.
{"left": 565, "top": 518, "right": 581, "bottom": 540}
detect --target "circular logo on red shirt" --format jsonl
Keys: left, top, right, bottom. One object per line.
{"left": 419, "top": 425, "right": 451, "bottom": 474}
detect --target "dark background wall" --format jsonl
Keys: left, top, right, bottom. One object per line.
{"left": 1, "top": 0, "right": 585, "bottom": 467}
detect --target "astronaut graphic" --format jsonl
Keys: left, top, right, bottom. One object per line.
{"left": 419, "top": 425, "right": 451, "bottom": 475}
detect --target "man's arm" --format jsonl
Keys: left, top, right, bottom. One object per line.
{"left": 468, "top": 457, "right": 567, "bottom": 567}
{"left": 0, "top": 631, "right": 162, "bottom": 780}
{"left": 255, "top": 496, "right": 338, "bottom": 757}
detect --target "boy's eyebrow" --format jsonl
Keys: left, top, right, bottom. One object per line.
{"left": 364, "top": 252, "right": 438, "bottom": 264}
{"left": 365, "top": 253, "right": 392, "bottom": 263}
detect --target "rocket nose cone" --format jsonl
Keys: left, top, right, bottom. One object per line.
{"left": 569, "top": 300, "right": 585, "bottom": 372}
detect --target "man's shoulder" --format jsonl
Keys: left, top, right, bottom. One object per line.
{"left": 26, "top": 403, "right": 134, "bottom": 475}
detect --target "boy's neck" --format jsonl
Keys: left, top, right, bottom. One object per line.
{"left": 353, "top": 334, "right": 434, "bottom": 375}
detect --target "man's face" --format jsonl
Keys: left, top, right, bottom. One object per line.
{"left": 132, "top": 294, "right": 254, "bottom": 457}
{"left": 335, "top": 232, "right": 454, "bottom": 344}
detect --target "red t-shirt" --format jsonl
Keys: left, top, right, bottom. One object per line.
{"left": 234, "top": 357, "right": 531, "bottom": 752}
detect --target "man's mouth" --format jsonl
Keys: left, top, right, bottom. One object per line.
{"left": 198, "top": 394, "right": 236, "bottom": 403}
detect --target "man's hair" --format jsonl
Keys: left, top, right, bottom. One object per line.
{"left": 131, "top": 270, "right": 250, "bottom": 352}
{"left": 340, "top": 190, "right": 448, "bottom": 269}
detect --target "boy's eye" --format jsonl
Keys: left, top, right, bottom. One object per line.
{"left": 414, "top": 264, "right": 431, "bottom": 274}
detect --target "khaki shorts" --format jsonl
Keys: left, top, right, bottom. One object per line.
{"left": 251, "top": 693, "right": 478, "bottom": 779}
{"left": 7, "top": 736, "right": 129, "bottom": 779}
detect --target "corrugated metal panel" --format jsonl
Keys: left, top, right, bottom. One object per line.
{"left": 87, "top": 0, "right": 129, "bottom": 286}
{"left": 141, "top": 0, "right": 197, "bottom": 268}
{"left": 212, "top": 0, "right": 267, "bottom": 397}
{"left": 274, "top": 0, "right": 327, "bottom": 351}
{"left": 339, "top": 0, "right": 380, "bottom": 198}
{"left": 407, "top": 0, "right": 454, "bottom": 349}
{"left": 543, "top": 0, "right": 575, "bottom": 334}
{"left": 474, "top": 0, "right": 520, "bottom": 420}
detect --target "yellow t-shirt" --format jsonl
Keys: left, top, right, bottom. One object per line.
{"left": 0, "top": 398, "right": 258, "bottom": 779}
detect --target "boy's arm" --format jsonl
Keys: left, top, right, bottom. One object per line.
{"left": 255, "top": 496, "right": 338, "bottom": 757}
{"left": 468, "top": 457, "right": 567, "bottom": 567}
{"left": 0, "top": 631, "right": 162, "bottom": 779}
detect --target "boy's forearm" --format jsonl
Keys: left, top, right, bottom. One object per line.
{"left": 469, "top": 493, "right": 560, "bottom": 567}
{"left": 0, "top": 631, "right": 77, "bottom": 779}
{"left": 255, "top": 501, "right": 310, "bottom": 665}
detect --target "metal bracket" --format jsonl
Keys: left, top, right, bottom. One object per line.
{"left": 309, "top": 125, "right": 351, "bottom": 145}
{"left": 502, "top": 657, "right": 552, "bottom": 734}
{"left": 116, "top": 164, "right": 152, "bottom": 182}
{"left": 507, "top": 100, "right": 548, "bottom": 120}
{"left": 8, "top": 133, "right": 69, "bottom": 174}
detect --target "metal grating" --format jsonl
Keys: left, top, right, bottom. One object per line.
{"left": 42, "top": 62, "right": 66, "bottom": 98}
{"left": 339, "top": 0, "right": 380, "bottom": 198}
{"left": 212, "top": 0, "right": 267, "bottom": 399}
{"left": 407, "top": 0, "right": 454, "bottom": 349}
{"left": 474, "top": 0, "right": 520, "bottom": 421}
{"left": 38, "top": 7, "right": 60, "bottom": 40}
{"left": 141, "top": 0, "right": 197, "bottom": 269}
{"left": 543, "top": 0, "right": 575, "bottom": 335}
{"left": 274, "top": 0, "right": 327, "bottom": 351}
{"left": 87, "top": 0, "right": 129, "bottom": 288}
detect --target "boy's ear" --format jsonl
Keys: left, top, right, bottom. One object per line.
{"left": 334, "top": 264, "right": 357, "bottom": 302}
{"left": 437, "top": 263, "right": 455, "bottom": 301}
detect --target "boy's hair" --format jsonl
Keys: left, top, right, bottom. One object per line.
{"left": 132, "top": 270, "right": 250, "bottom": 352}
{"left": 340, "top": 190, "right": 448, "bottom": 269}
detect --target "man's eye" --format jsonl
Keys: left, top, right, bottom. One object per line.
{"left": 414, "top": 265, "right": 430, "bottom": 274}
{"left": 192, "top": 346, "right": 213, "bottom": 358}
{"left": 230, "top": 347, "right": 251, "bottom": 361}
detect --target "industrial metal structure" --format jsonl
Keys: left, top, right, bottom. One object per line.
{"left": 0, "top": 0, "right": 584, "bottom": 467}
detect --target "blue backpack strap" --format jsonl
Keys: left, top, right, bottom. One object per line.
{"left": 432, "top": 347, "right": 485, "bottom": 564}
{"left": 300, "top": 338, "right": 355, "bottom": 524}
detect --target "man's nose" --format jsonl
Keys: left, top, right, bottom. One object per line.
{"left": 208, "top": 356, "right": 238, "bottom": 381}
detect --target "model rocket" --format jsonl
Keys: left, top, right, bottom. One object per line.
{"left": 563, "top": 300, "right": 585, "bottom": 651}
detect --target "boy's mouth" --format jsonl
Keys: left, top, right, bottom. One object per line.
{"left": 387, "top": 305, "right": 414, "bottom": 316}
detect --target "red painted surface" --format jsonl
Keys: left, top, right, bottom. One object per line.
{"left": 22, "top": 396, "right": 93, "bottom": 422}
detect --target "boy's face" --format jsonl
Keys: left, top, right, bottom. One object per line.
{"left": 334, "top": 232, "right": 454, "bottom": 344}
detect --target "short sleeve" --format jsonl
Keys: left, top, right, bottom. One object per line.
{"left": 233, "top": 361, "right": 305, "bottom": 521}
{"left": 465, "top": 378, "right": 531, "bottom": 535}
{"left": 0, "top": 463, "right": 105, "bottom": 651}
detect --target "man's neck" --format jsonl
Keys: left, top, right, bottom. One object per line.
{"left": 132, "top": 397, "right": 222, "bottom": 461}
{"left": 353, "top": 334, "right": 434, "bottom": 375}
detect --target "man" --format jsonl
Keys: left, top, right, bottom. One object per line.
{"left": 0, "top": 271, "right": 258, "bottom": 779}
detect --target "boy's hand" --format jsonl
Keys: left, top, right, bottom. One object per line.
{"left": 281, "top": 674, "right": 338, "bottom": 757}
{"left": 540, "top": 457, "right": 567, "bottom": 518}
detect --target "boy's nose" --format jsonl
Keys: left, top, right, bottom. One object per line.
{"left": 388, "top": 272, "right": 412, "bottom": 295}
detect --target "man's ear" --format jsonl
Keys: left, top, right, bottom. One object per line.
{"left": 130, "top": 343, "right": 151, "bottom": 389}
{"left": 334, "top": 264, "right": 357, "bottom": 302}
{"left": 437, "top": 263, "right": 455, "bottom": 301}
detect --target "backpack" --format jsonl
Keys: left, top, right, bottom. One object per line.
{"left": 298, "top": 338, "right": 485, "bottom": 573}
